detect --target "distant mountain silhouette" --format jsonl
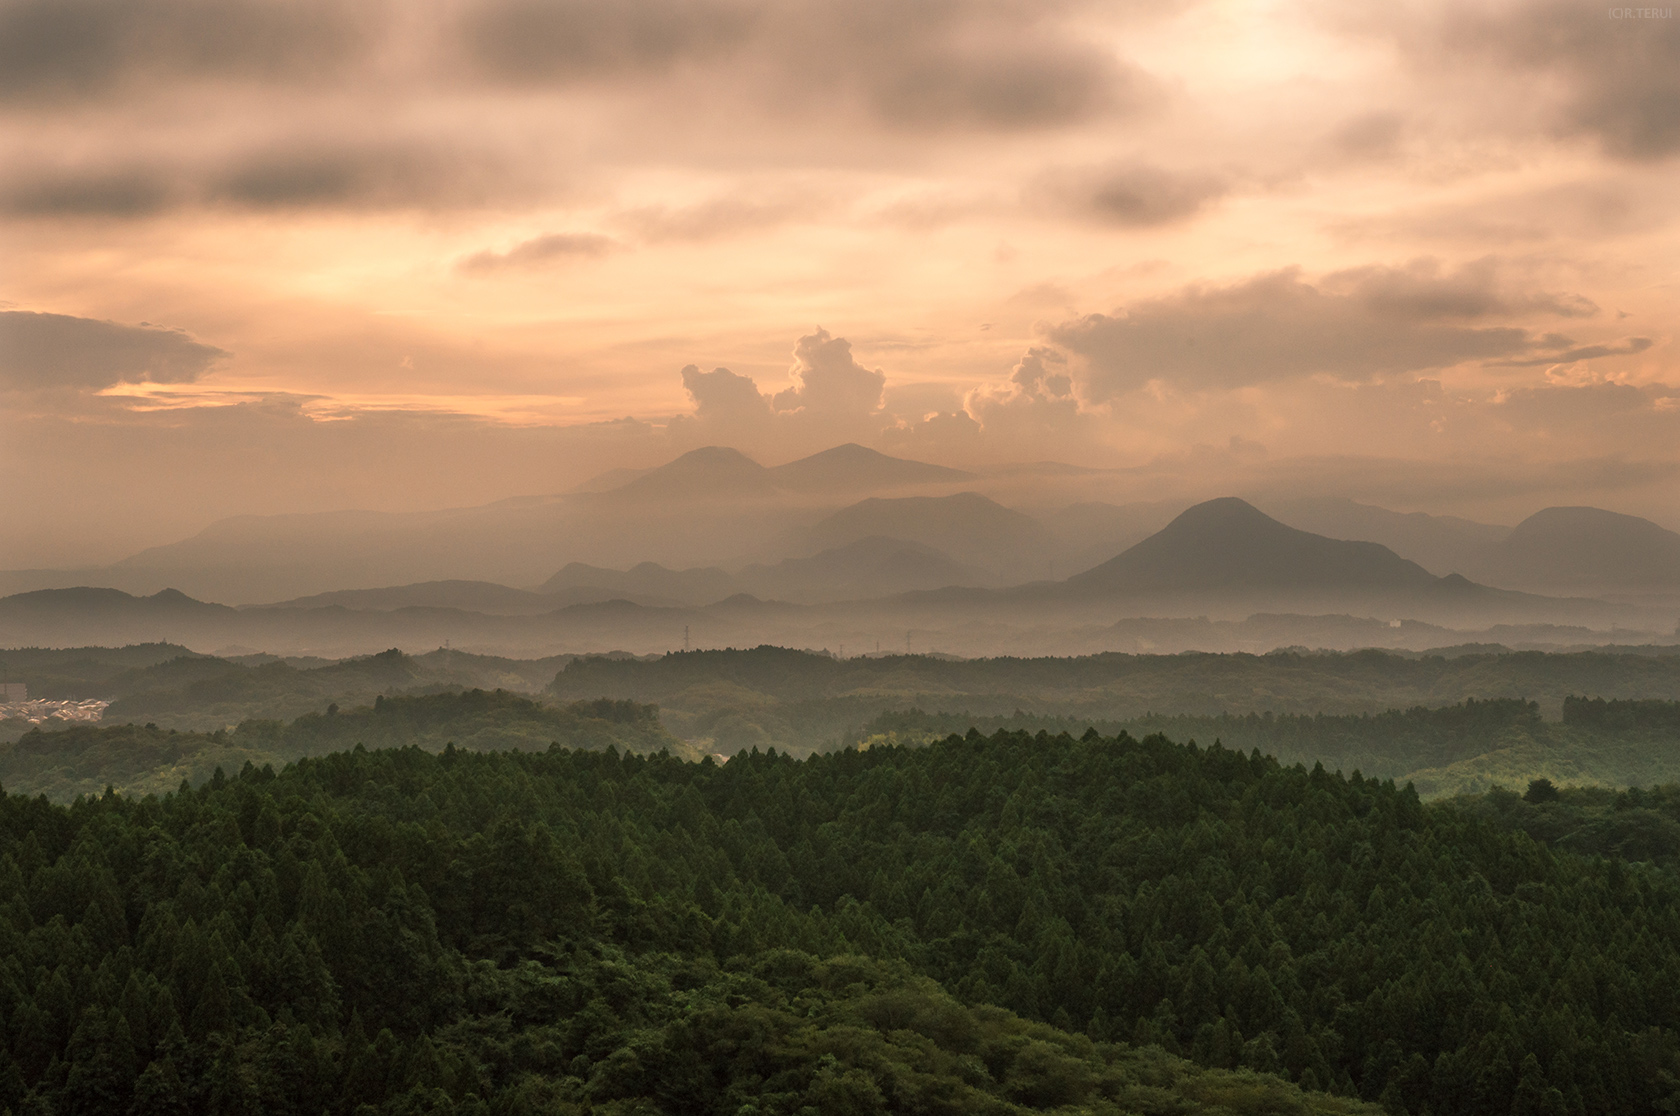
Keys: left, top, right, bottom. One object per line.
{"left": 609, "top": 447, "right": 777, "bottom": 501}
{"left": 807, "top": 492, "right": 1045, "bottom": 577}
{"left": 538, "top": 562, "right": 739, "bottom": 605}
{"left": 1067, "top": 497, "right": 1446, "bottom": 593}
{"left": 0, "top": 586, "right": 233, "bottom": 618}
{"left": 767, "top": 443, "right": 972, "bottom": 493}
{"left": 1040, "top": 501, "right": 1184, "bottom": 575}
{"left": 268, "top": 580, "right": 566, "bottom": 615}
{"left": 1265, "top": 497, "right": 1511, "bottom": 576}
{"left": 601, "top": 443, "right": 971, "bottom": 502}
{"left": 1466, "top": 507, "right": 1680, "bottom": 591}
{"left": 739, "top": 536, "right": 987, "bottom": 602}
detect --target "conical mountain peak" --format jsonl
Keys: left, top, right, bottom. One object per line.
{"left": 1068, "top": 497, "right": 1441, "bottom": 593}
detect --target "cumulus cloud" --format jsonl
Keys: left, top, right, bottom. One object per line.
{"left": 681, "top": 364, "right": 771, "bottom": 419}
{"left": 0, "top": 0, "right": 369, "bottom": 103}
{"left": 1040, "top": 161, "right": 1228, "bottom": 227}
{"left": 0, "top": 311, "right": 228, "bottom": 390}
{"left": 961, "top": 345, "right": 1106, "bottom": 448}
{"left": 771, "top": 329, "right": 886, "bottom": 416}
{"left": 1046, "top": 263, "right": 1628, "bottom": 398}
{"left": 457, "top": 232, "right": 617, "bottom": 272}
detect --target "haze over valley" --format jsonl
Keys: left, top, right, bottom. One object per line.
{"left": 5, "top": 2, "right": 1680, "bottom": 1113}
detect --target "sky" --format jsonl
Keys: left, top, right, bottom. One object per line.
{"left": 2, "top": 0, "right": 1677, "bottom": 567}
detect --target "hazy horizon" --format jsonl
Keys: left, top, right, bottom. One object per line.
{"left": 3, "top": 0, "right": 1678, "bottom": 571}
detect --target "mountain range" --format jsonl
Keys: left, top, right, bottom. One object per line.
{"left": 2, "top": 441, "right": 1676, "bottom": 649}
{"left": 4, "top": 494, "right": 1670, "bottom": 659}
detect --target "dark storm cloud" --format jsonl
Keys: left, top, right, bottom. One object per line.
{"left": 0, "top": 311, "right": 227, "bottom": 389}
{"left": 1416, "top": 0, "right": 1680, "bottom": 159}
{"left": 458, "top": 0, "right": 1134, "bottom": 131}
{"left": 0, "top": 0, "right": 370, "bottom": 102}
{"left": 1042, "top": 162, "right": 1228, "bottom": 226}
{"left": 457, "top": 233, "right": 618, "bottom": 272}
{"left": 1047, "top": 264, "right": 1616, "bottom": 398}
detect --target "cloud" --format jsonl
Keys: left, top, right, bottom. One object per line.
{"left": 1047, "top": 263, "right": 1623, "bottom": 398}
{"left": 1041, "top": 161, "right": 1228, "bottom": 227}
{"left": 1386, "top": 0, "right": 1680, "bottom": 160}
{"left": 0, "top": 311, "right": 228, "bottom": 389}
{"left": 457, "top": 232, "right": 618, "bottom": 272}
{"left": 2, "top": 140, "right": 531, "bottom": 217}
{"left": 1319, "top": 258, "right": 1600, "bottom": 320}
{"left": 457, "top": 0, "right": 1138, "bottom": 131}
{"left": 962, "top": 345, "right": 1105, "bottom": 445}
{"left": 771, "top": 329, "right": 885, "bottom": 416}
{"left": 681, "top": 364, "right": 771, "bottom": 419}
{"left": 0, "top": 166, "right": 179, "bottom": 217}
{"left": 460, "top": 0, "right": 757, "bottom": 84}
{"left": 207, "top": 142, "right": 518, "bottom": 210}
{"left": 1326, "top": 111, "right": 1406, "bottom": 161}
{"left": 0, "top": 0, "right": 369, "bottom": 103}
{"left": 1493, "top": 336, "right": 1654, "bottom": 368}
{"left": 616, "top": 194, "right": 823, "bottom": 242}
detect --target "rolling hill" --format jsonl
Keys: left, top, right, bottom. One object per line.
{"left": 739, "top": 536, "right": 988, "bottom": 602}
{"left": 806, "top": 492, "right": 1047, "bottom": 578}
{"left": 1465, "top": 506, "right": 1680, "bottom": 592}
{"left": 1265, "top": 496, "right": 1511, "bottom": 576}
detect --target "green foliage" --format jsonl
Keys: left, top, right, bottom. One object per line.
{"left": 548, "top": 646, "right": 1680, "bottom": 765}
{"left": 0, "top": 734, "right": 1391, "bottom": 1115}
{"left": 1447, "top": 782, "right": 1680, "bottom": 864}
{"left": 0, "top": 729, "right": 1677, "bottom": 1113}
{"left": 0, "top": 690, "right": 696, "bottom": 800}
{"left": 861, "top": 696, "right": 1680, "bottom": 800}
{"left": 0, "top": 645, "right": 574, "bottom": 729}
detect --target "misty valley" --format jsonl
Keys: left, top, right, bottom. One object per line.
{"left": 5, "top": 452, "right": 1680, "bottom": 1116}
{"left": 9, "top": 0, "right": 1678, "bottom": 1108}
{"left": 3, "top": 624, "right": 1680, "bottom": 1113}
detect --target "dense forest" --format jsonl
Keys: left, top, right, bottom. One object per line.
{"left": 8, "top": 649, "right": 1680, "bottom": 802}
{"left": 11, "top": 643, "right": 1680, "bottom": 749}
{"left": 0, "top": 691, "right": 697, "bottom": 801}
{"left": 548, "top": 645, "right": 1680, "bottom": 757}
{"left": 0, "top": 646, "right": 579, "bottom": 739}
{"left": 2, "top": 727, "right": 1679, "bottom": 1113}
{"left": 859, "top": 696, "right": 1680, "bottom": 798}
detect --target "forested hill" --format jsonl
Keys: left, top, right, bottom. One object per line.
{"left": 1, "top": 729, "right": 1676, "bottom": 1113}
{"left": 549, "top": 645, "right": 1680, "bottom": 722}
{"left": 861, "top": 696, "right": 1680, "bottom": 798}
{"left": 0, "top": 689, "right": 696, "bottom": 801}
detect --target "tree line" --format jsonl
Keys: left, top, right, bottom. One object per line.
{"left": 1, "top": 726, "right": 1677, "bottom": 1112}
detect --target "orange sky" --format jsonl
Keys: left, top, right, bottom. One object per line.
{"left": 2, "top": 0, "right": 1677, "bottom": 566}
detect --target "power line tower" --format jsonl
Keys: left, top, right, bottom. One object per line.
{"left": 683, "top": 625, "right": 690, "bottom": 652}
